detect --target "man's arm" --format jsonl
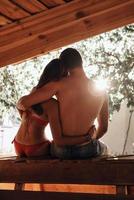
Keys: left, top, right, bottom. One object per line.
{"left": 16, "top": 87, "right": 37, "bottom": 115}
{"left": 93, "top": 93, "right": 109, "bottom": 139}
{"left": 17, "top": 82, "right": 59, "bottom": 111}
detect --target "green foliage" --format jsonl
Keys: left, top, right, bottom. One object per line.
{"left": 72, "top": 24, "right": 134, "bottom": 115}
{"left": 0, "top": 24, "right": 133, "bottom": 121}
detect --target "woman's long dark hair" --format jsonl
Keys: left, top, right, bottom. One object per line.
{"left": 32, "top": 59, "right": 67, "bottom": 115}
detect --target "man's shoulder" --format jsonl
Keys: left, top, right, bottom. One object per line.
{"left": 88, "top": 79, "right": 107, "bottom": 98}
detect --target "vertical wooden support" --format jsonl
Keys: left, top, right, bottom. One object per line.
{"left": 116, "top": 185, "right": 127, "bottom": 195}
{"left": 14, "top": 183, "right": 25, "bottom": 191}
{"left": 39, "top": 184, "right": 45, "bottom": 191}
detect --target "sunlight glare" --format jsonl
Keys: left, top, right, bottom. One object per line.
{"left": 94, "top": 118, "right": 99, "bottom": 128}
{"left": 95, "top": 78, "right": 108, "bottom": 91}
{"left": 45, "top": 124, "right": 53, "bottom": 141}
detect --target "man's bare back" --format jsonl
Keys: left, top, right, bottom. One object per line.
{"left": 57, "top": 68, "right": 106, "bottom": 136}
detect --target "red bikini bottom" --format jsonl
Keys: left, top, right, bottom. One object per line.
{"left": 13, "top": 139, "right": 50, "bottom": 157}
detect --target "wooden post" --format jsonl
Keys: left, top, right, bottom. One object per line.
{"left": 116, "top": 185, "right": 127, "bottom": 195}
{"left": 14, "top": 183, "right": 25, "bottom": 191}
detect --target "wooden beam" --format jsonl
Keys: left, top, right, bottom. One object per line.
{"left": 0, "top": 0, "right": 133, "bottom": 45}
{"left": 0, "top": 190, "right": 133, "bottom": 200}
{"left": 0, "top": 158, "right": 134, "bottom": 185}
{"left": 0, "top": 0, "right": 134, "bottom": 67}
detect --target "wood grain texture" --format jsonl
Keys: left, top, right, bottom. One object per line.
{"left": 39, "top": 0, "right": 65, "bottom": 8}
{"left": 0, "top": 15, "right": 12, "bottom": 26}
{"left": 0, "top": 0, "right": 134, "bottom": 67}
{"left": 0, "top": 0, "right": 30, "bottom": 20}
{"left": 0, "top": 157, "right": 134, "bottom": 185}
{"left": 11, "top": 0, "right": 48, "bottom": 14}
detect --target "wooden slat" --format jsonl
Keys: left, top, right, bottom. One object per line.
{"left": 0, "top": 190, "right": 134, "bottom": 200}
{"left": 0, "top": 183, "right": 15, "bottom": 190}
{"left": 0, "top": 0, "right": 134, "bottom": 67}
{"left": 24, "top": 184, "right": 116, "bottom": 194}
{"left": 0, "top": 0, "right": 94, "bottom": 35}
{"left": 11, "top": 0, "right": 48, "bottom": 14}
{"left": 0, "top": 0, "right": 133, "bottom": 45}
{"left": 0, "top": 15, "right": 12, "bottom": 26}
{"left": 39, "top": 0, "right": 65, "bottom": 8}
{"left": 0, "top": 158, "right": 134, "bottom": 185}
{"left": 0, "top": 0, "right": 128, "bottom": 36}
{"left": 0, "top": 0, "right": 30, "bottom": 20}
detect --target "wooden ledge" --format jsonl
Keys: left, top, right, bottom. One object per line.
{"left": 0, "top": 155, "right": 134, "bottom": 185}
{"left": 0, "top": 190, "right": 134, "bottom": 200}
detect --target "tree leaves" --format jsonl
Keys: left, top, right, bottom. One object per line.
{"left": 0, "top": 24, "right": 133, "bottom": 121}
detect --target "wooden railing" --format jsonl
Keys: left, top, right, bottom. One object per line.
{"left": 0, "top": 155, "right": 134, "bottom": 199}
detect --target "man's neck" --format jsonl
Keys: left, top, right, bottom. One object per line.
{"left": 70, "top": 67, "right": 85, "bottom": 77}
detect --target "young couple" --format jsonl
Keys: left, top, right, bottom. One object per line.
{"left": 14, "top": 48, "right": 109, "bottom": 159}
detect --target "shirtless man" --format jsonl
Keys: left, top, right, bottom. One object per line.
{"left": 17, "top": 48, "right": 109, "bottom": 159}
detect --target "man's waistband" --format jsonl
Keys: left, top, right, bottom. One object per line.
{"left": 75, "top": 140, "right": 92, "bottom": 147}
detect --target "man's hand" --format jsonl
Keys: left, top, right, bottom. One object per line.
{"left": 87, "top": 125, "right": 97, "bottom": 140}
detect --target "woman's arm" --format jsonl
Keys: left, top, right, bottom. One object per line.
{"left": 17, "top": 82, "right": 59, "bottom": 111}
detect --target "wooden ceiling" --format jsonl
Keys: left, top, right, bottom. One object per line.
{"left": 0, "top": 0, "right": 134, "bottom": 67}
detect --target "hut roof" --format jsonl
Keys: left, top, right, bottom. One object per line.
{"left": 0, "top": 0, "right": 134, "bottom": 67}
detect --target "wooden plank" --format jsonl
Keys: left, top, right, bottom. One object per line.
{"left": 0, "top": 15, "right": 12, "bottom": 26}
{"left": 0, "top": 159, "right": 134, "bottom": 185}
{"left": 0, "top": 190, "right": 133, "bottom": 200}
{"left": 0, "top": 183, "right": 15, "bottom": 190}
{"left": 0, "top": 0, "right": 92, "bottom": 35}
{"left": 24, "top": 184, "right": 116, "bottom": 194}
{"left": 0, "top": 0, "right": 130, "bottom": 36}
{"left": 11, "top": 0, "right": 48, "bottom": 14}
{"left": 0, "top": 0, "right": 128, "bottom": 37}
{"left": 0, "top": 182, "right": 116, "bottom": 193}
{"left": 0, "top": 0, "right": 30, "bottom": 20}
{"left": 40, "top": 0, "right": 65, "bottom": 8}
{"left": 0, "top": 0, "right": 134, "bottom": 67}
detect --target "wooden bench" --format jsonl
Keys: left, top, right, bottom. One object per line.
{"left": 0, "top": 155, "right": 134, "bottom": 199}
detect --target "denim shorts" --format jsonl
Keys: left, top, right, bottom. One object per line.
{"left": 50, "top": 140, "right": 107, "bottom": 159}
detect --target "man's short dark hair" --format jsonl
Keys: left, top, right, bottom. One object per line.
{"left": 60, "top": 48, "right": 82, "bottom": 70}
